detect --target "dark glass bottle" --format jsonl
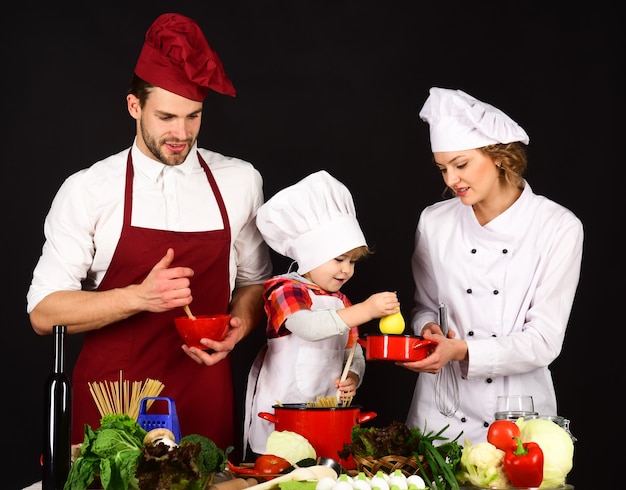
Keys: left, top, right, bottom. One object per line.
{"left": 42, "top": 325, "right": 72, "bottom": 490}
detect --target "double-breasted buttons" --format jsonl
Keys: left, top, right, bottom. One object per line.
{"left": 486, "top": 378, "right": 493, "bottom": 383}
{"left": 468, "top": 331, "right": 474, "bottom": 336}
{"left": 466, "top": 247, "right": 505, "bottom": 316}
{"left": 461, "top": 417, "right": 467, "bottom": 423}
{"left": 483, "top": 421, "right": 490, "bottom": 428}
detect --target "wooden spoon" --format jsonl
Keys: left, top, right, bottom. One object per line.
{"left": 183, "top": 305, "right": 196, "bottom": 320}
{"left": 336, "top": 342, "right": 357, "bottom": 405}
{"left": 244, "top": 465, "right": 337, "bottom": 490}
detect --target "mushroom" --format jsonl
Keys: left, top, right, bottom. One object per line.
{"left": 143, "top": 428, "right": 177, "bottom": 449}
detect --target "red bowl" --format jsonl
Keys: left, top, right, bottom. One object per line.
{"left": 358, "top": 334, "right": 437, "bottom": 361}
{"left": 174, "top": 314, "right": 231, "bottom": 349}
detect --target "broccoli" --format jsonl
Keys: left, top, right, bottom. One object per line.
{"left": 178, "top": 434, "right": 232, "bottom": 474}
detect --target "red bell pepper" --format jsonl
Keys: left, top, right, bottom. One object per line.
{"left": 503, "top": 436, "right": 544, "bottom": 488}
{"left": 226, "top": 460, "right": 259, "bottom": 475}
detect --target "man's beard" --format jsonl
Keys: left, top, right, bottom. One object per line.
{"left": 140, "top": 123, "right": 193, "bottom": 166}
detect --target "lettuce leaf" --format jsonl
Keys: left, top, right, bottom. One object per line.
{"left": 63, "top": 414, "right": 146, "bottom": 490}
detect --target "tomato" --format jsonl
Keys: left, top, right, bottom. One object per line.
{"left": 487, "top": 420, "right": 521, "bottom": 452}
{"left": 253, "top": 454, "right": 292, "bottom": 474}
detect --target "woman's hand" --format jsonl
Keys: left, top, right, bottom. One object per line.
{"left": 398, "top": 325, "right": 463, "bottom": 374}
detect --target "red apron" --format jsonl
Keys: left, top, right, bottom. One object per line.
{"left": 71, "top": 150, "right": 234, "bottom": 450}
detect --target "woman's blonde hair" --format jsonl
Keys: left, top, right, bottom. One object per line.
{"left": 481, "top": 142, "right": 527, "bottom": 188}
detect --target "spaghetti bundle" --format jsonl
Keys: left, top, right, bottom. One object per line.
{"left": 88, "top": 370, "right": 165, "bottom": 420}
{"left": 306, "top": 395, "right": 353, "bottom": 408}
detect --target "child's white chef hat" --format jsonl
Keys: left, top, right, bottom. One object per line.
{"left": 419, "top": 87, "right": 529, "bottom": 152}
{"left": 256, "top": 170, "right": 367, "bottom": 275}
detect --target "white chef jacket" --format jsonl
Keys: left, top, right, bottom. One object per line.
{"left": 27, "top": 141, "right": 272, "bottom": 312}
{"left": 406, "top": 180, "right": 583, "bottom": 446}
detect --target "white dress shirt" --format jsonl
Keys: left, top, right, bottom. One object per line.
{"left": 27, "top": 141, "right": 272, "bottom": 311}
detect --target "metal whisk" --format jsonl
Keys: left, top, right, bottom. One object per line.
{"left": 435, "top": 303, "right": 460, "bottom": 417}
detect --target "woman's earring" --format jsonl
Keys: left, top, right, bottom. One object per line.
{"left": 496, "top": 162, "right": 502, "bottom": 169}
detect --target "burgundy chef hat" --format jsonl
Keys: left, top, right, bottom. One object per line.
{"left": 134, "top": 12, "right": 236, "bottom": 101}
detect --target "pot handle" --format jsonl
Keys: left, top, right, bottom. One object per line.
{"left": 357, "top": 338, "right": 367, "bottom": 347}
{"left": 257, "top": 411, "right": 278, "bottom": 424}
{"left": 412, "top": 338, "right": 438, "bottom": 350}
{"left": 357, "top": 411, "right": 377, "bottom": 424}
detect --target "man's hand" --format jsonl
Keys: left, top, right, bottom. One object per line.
{"left": 138, "top": 248, "right": 195, "bottom": 312}
{"left": 182, "top": 316, "right": 244, "bottom": 366}
{"left": 30, "top": 247, "right": 196, "bottom": 333}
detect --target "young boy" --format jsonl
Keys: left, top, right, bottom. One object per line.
{"left": 243, "top": 170, "right": 399, "bottom": 458}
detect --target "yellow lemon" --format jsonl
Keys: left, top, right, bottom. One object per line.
{"left": 379, "top": 310, "right": 405, "bottom": 334}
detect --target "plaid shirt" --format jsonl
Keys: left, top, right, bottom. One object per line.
{"left": 263, "top": 275, "right": 359, "bottom": 346}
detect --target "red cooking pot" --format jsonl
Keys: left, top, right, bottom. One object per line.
{"left": 258, "top": 403, "right": 376, "bottom": 470}
{"left": 358, "top": 334, "right": 437, "bottom": 361}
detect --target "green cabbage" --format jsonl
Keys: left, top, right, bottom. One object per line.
{"left": 265, "top": 430, "right": 316, "bottom": 464}
{"left": 516, "top": 418, "right": 574, "bottom": 488}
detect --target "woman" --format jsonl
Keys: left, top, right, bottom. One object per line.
{"left": 401, "top": 87, "right": 583, "bottom": 446}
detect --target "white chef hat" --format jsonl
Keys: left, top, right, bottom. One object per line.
{"left": 256, "top": 170, "right": 367, "bottom": 275}
{"left": 419, "top": 87, "right": 529, "bottom": 152}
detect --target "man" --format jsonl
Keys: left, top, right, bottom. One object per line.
{"left": 27, "top": 13, "right": 272, "bottom": 451}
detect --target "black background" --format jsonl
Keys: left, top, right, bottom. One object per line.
{"left": 5, "top": 1, "right": 621, "bottom": 488}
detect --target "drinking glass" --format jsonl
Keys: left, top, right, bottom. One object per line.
{"left": 494, "top": 395, "right": 538, "bottom": 421}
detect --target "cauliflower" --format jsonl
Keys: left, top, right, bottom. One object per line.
{"left": 456, "top": 439, "right": 512, "bottom": 489}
